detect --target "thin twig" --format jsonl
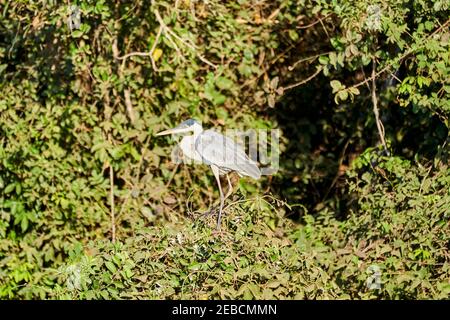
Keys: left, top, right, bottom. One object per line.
{"left": 148, "top": 25, "right": 163, "bottom": 70}
{"left": 388, "top": 70, "right": 402, "bottom": 84}
{"left": 109, "top": 164, "right": 116, "bottom": 243}
{"left": 321, "top": 139, "right": 350, "bottom": 202}
{"left": 319, "top": 17, "right": 331, "bottom": 40}
{"left": 114, "top": 25, "right": 162, "bottom": 70}
{"left": 124, "top": 88, "right": 135, "bottom": 124}
{"left": 154, "top": 8, "right": 217, "bottom": 69}
{"left": 268, "top": 8, "right": 281, "bottom": 21}
{"left": 371, "top": 59, "right": 388, "bottom": 154}
{"left": 282, "top": 66, "right": 323, "bottom": 91}
{"left": 352, "top": 62, "right": 402, "bottom": 90}
{"left": 165, "top": 163, "right": 180, "bottom": 188}
{"left": 360, "top": 66, "right": 371, "bottom": 91}
{"left": 297, "top": 13, "right": 332, "bottom": 29}
{"left": 288, "top": 51, "right": 332, "bottom": 71}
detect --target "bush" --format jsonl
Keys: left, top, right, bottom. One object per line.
{"left": 0, "top": 0, "right": 449, "bottom": 299}
{"left": 42, "top": 154, "right": 449, "bottom": 300}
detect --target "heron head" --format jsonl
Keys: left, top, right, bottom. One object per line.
{"left": 155, "top": 119, "right": 202, "bottom": 136}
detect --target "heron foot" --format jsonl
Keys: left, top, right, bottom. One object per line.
{"left": 196, "top": 203, "right": 227, "bottom": 231}
{"left": 211, "top": 228, "right": 225, "bottom": 236}
{"left": 197, "top": 206, "right": 218, "bottom": 220}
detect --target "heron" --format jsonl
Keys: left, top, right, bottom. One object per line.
{"left": 156, "top": 119, "right": 261, "bottom": 230}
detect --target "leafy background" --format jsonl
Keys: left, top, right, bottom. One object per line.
{"left": 0, "top": 0, "right": 449, "bottom": 299}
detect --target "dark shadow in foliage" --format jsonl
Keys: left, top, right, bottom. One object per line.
{"left": 267, "top": 77, "right": 369, "bottom": 222}
{"left": 267, "top": 75, "right": 448, "bottom": 223}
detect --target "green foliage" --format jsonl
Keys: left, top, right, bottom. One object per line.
{"left": 0, "top": 0, "right": 449, "bottom": 300}
{"left": 45, "top": 157, "right": 450, "bottom": 299}
{"left": 54, "top": 197, "right": 327, "bottom": 300}
{"left": 343, "top": 152, "right": 450, "bottom": 298}
{"left": 310, "top": 0, "right": 450, "bottom": 121}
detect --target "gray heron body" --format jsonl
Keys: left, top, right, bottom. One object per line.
{"left": 156, "top": 119, "right": 261, "bottom": 229}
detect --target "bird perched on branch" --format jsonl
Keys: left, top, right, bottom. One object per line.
{"left": 156, "top": 119, "right": 261, "bottom": 230}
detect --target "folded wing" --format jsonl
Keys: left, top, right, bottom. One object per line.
{"left": 195, "top": 130, "right": 261, "bottom": 179}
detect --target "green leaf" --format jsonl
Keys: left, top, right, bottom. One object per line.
{"left": 338, "top": 90, "right": 348, "bottom": 101}
{"left": 215, "top": 107, "right": 229, "bottom": 120}
{"left": 4, "top": 183, "right": 16, "bottom": 194}
{"left": 71, "top": 30, "right": 83, "bottom": 38}
{"left": 349, "top": 87, "right": 360, "bottom": 95}
{"left": 318, "top": 55, "right": 329, "bottom": 65}
{"left": 216, "top": 77, "right": 234, "bottom": 90}
{"left": 105, "top": 261, "right": 117, "bottom": 273}
{"left": 424, "top": 21, "right": 434, "bottom": 31}
{"left": 15, "top": 183, "right": 22, "bottom": 195}
{"left": 109, "top": 146, "right": 125, "bottom": 160}
{"left": 330, "top": 80, "right": 343, "bottom": 93}
{"left": 123, "top": 266, "right": 134, "bottom": 279}
{"left": 361, "top": 55, "right": 371, "bottom": 66}
{"left": 329, "top": 52, "right": 337, "bottom": 68}
{"left": 288, "top": 30, "right": 299, "bottom": 42}
{"left": 21, "top": 216, "right": 29, "bottom": 232}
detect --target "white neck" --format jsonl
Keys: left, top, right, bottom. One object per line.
{"left": 179, "top": 134, "right": 203, "bottom": 163}
{"left": 191, "top": 122, "right": 203, "bottom": 139}
{"left": 176, "top": 122, "right": 204, "bottom": 163}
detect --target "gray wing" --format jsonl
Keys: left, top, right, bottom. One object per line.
{"left": 195, "top": 130, "right": 261, "bottom": 179}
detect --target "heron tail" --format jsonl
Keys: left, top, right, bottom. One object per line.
{"left": 243, "top": 163, "right": 262, "bottom": 180}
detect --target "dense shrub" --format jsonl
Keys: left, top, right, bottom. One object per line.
{"left": 0, "top": 0, "right": 448, "bottom": 299}
{"left": 45, "top": 154, "right": 449, "bottom": 300}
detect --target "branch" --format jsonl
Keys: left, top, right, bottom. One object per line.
{"left": 296, "top": 13, "right": 332, "bottom": 29}
{"left": 282, "top": 66, "right": 323, "bottom": 91}
{"left": 371, "top": 59, "right": 388, "bottom": 154}
{"left": 153, "top": 8, "right": 217, "bottom": 69}
{"left": 124, "top": 88, "right": 135, "bottom": 124}
{"left": 109, "top": 164, "right": 116, "bottom": 243}
{"left": 288, "top": 51, "right": 332, "bottom": 71}
{"left": 113, "top": 25, "right": 162, "bottom": 71}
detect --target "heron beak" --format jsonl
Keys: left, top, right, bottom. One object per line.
{"left": 155, "top": 125, "right": 190, "bottom": 136}
{"left": 155, "top": 128, "right": 176, "bottom": 136}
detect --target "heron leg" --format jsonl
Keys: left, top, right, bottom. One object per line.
{"left": 211, "top": 165, "right": 224, "bottom": 230}
{"left": 224, "top": 173, "right": 233, "bottom": 200}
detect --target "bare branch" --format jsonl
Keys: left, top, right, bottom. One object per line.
{"left": 282, "top": 66, "right": 323, "bottom": 91}
{"left": 124, "top": 88, "right": 135, "bottom": 124}
{"left": 109, "top": 164, "right": 116, "bottom": 243}
{"left": 297, "top": 13, "right": 332, "bottom": 29}
{"left": 154, "top": 8, "right": 217, "bottom": 69}
{"left": 371, "top": 59, "right": 388, "bottom": 154}
{"left": 288, "top": 51, "right": 332, "bottom": 71}
{"left": 113, "top": 25, "right": 162, "bottom": 70}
